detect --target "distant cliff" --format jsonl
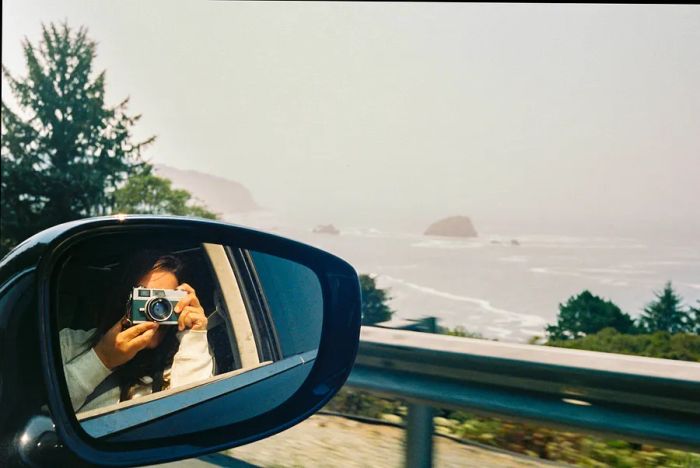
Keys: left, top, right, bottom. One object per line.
{"left": 154, "top": 164, "right": 259, "bottom": 214}
{"left": 424, "top": 216, "right": 478, "bottom": 238}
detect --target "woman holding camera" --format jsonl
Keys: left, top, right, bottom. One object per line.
{"left": 59, "top": 251, "right": 214, "bottom": 413}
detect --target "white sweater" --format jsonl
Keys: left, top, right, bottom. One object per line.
{"left": 59, "top": 327, "right": 213, "bottom": 413}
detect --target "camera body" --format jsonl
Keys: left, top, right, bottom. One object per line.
{"left": 130, "top": 287, "right": 187, "bottom": 325}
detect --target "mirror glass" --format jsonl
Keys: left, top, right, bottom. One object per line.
{"left": 53, "top": 232, "right": 323, "bottom": 439}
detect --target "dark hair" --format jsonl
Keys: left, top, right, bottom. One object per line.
{"left": 94, "top": 250, "right": 185, "bottom": 398}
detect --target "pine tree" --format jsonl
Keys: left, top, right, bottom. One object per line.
{"left": 1, "top": 23, "right": 153, "bottom": 255}
{"left": 546, "top": 290, "right": 635, "bottom": 340}
{"left": 638, "top": 282, "right": 690, "bottom": 334}
{"left": 687, "top": 300, "right": 700, "bottom": 335}
{"left": 360, "top": 274, "right": 394, "bottom": 325}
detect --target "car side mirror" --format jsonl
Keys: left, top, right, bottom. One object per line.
{"left": 33, "top": 216, "right": 361, "bottom": 466}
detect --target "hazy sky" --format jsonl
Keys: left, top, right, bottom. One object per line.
{"left": 3, "top": 2, "right": 699, "bottom": 237}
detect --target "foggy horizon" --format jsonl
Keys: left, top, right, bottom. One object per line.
{"left": 3, "top": 2, "right": 699, "bottom": 240}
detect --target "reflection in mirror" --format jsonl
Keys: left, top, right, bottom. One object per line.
{"left": 54, "top": 234, "right": 322, "bottom": 438}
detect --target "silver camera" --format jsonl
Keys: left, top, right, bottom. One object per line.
{"left": 129, "top": 287, "right": 187, "bottom": 325}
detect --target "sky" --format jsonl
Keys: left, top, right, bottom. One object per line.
{"left": 3, "top": 2, "right": 699, "bottom": 238}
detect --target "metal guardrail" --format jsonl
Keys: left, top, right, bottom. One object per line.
{"left": 345, "top": 327, "right": 700, "bottom": 468}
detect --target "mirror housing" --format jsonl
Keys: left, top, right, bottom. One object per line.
{"left": 29, "top": 215, "right": 360, "bottom": 466}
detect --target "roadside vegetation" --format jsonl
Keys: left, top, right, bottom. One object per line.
{"left": 337, "top": 278, "right": 700, "bottom": 466}
{"left": 545, "top": 282, "right": 699, "bottom": 340}
{"left": 326, "top": 388, "right": 700, "bottom": 467}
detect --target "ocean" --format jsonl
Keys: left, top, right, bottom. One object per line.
{"left": 225, "top": 215, "right": 700, "bottom": 343}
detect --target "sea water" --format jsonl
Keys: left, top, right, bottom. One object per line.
{"left": 225, "top": 215, "right": 700, "bottom": 343}
{"left": 297, "top": 230, "right": 700, "bottom": 342}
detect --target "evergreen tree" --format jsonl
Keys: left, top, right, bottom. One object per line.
{"left": 113, "top": 169, "right": 217, "bottom": 219}
{"left": 638, "top": 282, "right": 690, "bottom": 334}
{"left": 690, "top": 301, "right": 700, "bottom": 335}
{"left": 360, "top": 274, "right": 394, "bottom": 325}
{"left": 1, "top": 23, "right": 153, "bottom": 255}
{"left": 546, "top": 290, "right": 635, "bottom": 340}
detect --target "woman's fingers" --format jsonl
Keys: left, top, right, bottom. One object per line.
{"left": 178, "top": 306, "right": 207, "bottom": 331}
{"left": 175, "top": 293, "right": 195, "bottom": 312}
{"left": 127, "top": 328, "right": 158, "bottom": 351}
{"left": 173, "top": 284, "right": 206, "bottom": 331}
{"left": 120, "top": 322, "right": 158, "bottom": 341}
{"left": 178, "top": 306, "right": 196, "bottom": 331}
{"left": 95, "top": 321, "right": 158, "bottom": 369}
{"left": 175, "top": 283, "right": 201, "bottom": 311}
{"left": 178, "top": 307, "right": 190, "bottom": 331}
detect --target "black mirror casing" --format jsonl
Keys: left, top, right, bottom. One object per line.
{"left": 14, "top": 215, "right": 360, "bottom": 466}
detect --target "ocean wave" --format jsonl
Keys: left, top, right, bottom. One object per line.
{"left": 321, "top": 228, "right": 651, "bottom": 251}
{"left": 410, "top": 235, "right": 648, "bottom": 250}
{"left": 374, "top": 264, "right": 419, "bottom": 271}
{"left": 379, "top": 275, "right": 547, "bottom": 328}
{"left": 600, "top": 279, "right": 630, "bottom": 286}
{"left": 524, "top": 242, "right": 648, "bottom": 250}
{"left": 499, "top": 255, "right": 529, "bottom": 263}
{"left": 508, "top": 234, "right": 641, "bottom": 244}
{"left": 411, "top": 239, "right": 485, "bottom": 249}
{"left": 636, "top": 260, "right": 693, "bottom": 266}
{"left": 579, "top": 267, "right": 654, "bottom": 275}
{"left": 485, "top": 326, "right": 514, "bottom": 339}
{"left": 342, "top": 228, "right": 425, "bottom": 242}
{"left": 520, "top": 329, "right": 545, "bottom": 337}
{"left": 341, "top": 227, "right": 384, "bottom": 237}
{"left": 530, "top": 266, "right": 635, "bottom": 286}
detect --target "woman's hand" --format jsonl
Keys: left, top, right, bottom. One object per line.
{"left": 94, "top": 321, "right": 159, "bottom": 370}
{"left": 174, "top": 283, "right": 208, "bottom": 331}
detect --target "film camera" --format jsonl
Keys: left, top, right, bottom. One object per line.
{"left": 129, "top": 287, "right": 187, "bottom": 325}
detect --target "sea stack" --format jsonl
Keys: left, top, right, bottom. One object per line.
{"left": 312, "top": 224, "right": 340, "bottom": 235}
{"left": 424, "top": 216, "right": 478, "bottom": 238}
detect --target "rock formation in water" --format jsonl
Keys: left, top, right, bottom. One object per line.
{"left": 424, "top": 216, "right": 478, "bottom": 238}
{"left": 313, "top": 224, "right": 340, "bottom": 235}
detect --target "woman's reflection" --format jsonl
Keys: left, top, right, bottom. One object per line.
{"left": 59, "top": 251, "right": 213, "bottom": 413}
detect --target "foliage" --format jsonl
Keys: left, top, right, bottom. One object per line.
{"left": 546, "top": 290, "right": 636, "bottom": 340}
{"left": 547, "top": 327, "right": 700, "bottom": 362}
{"left": 359, "top": 274, "right": 394, "bottom": 325}
{"left": 1, "top": 23, "right": 152, "bottom": 255}
{"left": 113, "top": 169, "right": 217, "bottom": 219}
{"left": 324, "top": 388, "right": 406, "bottom": 420}
{"left": 324, "top": 389, "right": 700, "bottom": 467}
{"left": 691, "top": 301, "right": 700, "bottom": 335}
{"left": 436, "top": 410, "right": 700, "bottom": 467}
{"left": 638, "top": 282, "right": 692, "bottom": 334}
{"left": 438, "top": 325, "right": 483, "bottom": 338}
{"left": 1, "top": 22, "right": 219, "bottom": 257}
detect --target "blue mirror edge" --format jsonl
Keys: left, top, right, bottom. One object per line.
{"left": 28, "top": 215, "right": 361, "bottom": 466}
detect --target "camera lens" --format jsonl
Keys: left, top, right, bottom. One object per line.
{"left": 147, "top": 297, "right": 173, "bottom": 321}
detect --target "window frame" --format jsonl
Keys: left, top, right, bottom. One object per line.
{"left": 226, "top": 246, "right": 282, "bottom": 363}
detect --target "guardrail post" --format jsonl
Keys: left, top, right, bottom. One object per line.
{"left": 405, "top": 403, "right": 434, "bottom": 468}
